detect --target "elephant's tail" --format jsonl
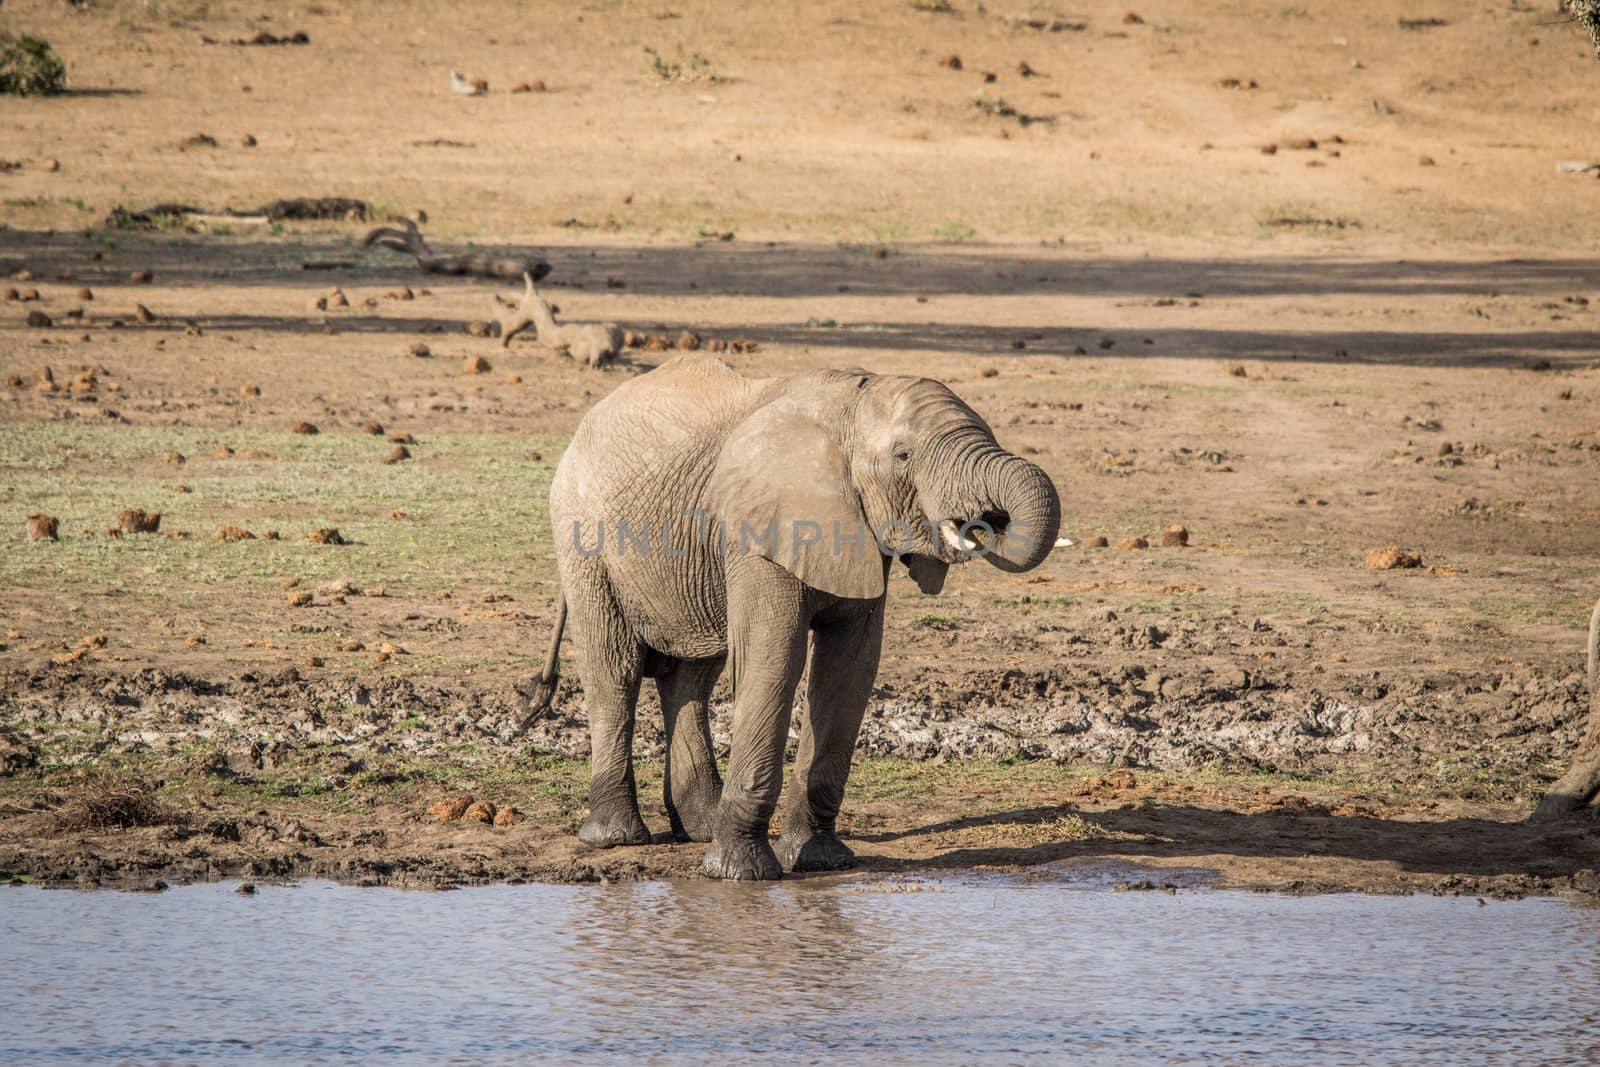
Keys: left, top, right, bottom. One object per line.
{"left": 511, "top": 595, "right": 567, "bottom": 737}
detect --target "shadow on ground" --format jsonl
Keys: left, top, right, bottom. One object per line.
{"left": 4, "top": 229, "right": 1597, "bottom": 368}
{"left": 857, "top": 800, "right": 1600, "bottom": 883}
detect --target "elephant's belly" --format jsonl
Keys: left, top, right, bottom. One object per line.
{"left": 606, "top": 554, "right": 729, "bottom": 662}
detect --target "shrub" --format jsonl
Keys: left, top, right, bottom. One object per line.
{"left": 0, "top": 33, "right": 67, "bottom": 97}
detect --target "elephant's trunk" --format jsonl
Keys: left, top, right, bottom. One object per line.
{"left": 929, "top": 438, "right": 1061, "bottom": 573}
{"left": 975, "top": 450, "right": 1060, "bottom": 572}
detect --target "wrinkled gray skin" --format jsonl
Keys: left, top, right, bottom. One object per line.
{"left": 545, "top": 354, "right": 1061, "bottom": 880}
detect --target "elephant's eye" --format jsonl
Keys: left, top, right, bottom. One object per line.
{"left": 893, "top": 449, "right": 911, "bottom": 463}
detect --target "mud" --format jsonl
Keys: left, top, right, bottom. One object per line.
{"left": 0, "top": 659, "right": 1596, "bottom": 895}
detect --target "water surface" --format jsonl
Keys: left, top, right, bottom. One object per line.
{"left": 3, "top": 872, "right": 1598, "bottom": 1064}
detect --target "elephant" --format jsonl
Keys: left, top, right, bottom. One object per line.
{"left": 518, "top": 353, "right": 1061, "bottom": 880}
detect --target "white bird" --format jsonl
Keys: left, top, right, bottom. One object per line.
{"left": 449, "top": 70, "right": 487, "bottom": 96}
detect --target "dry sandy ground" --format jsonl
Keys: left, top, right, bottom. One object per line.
{"left": 1, "top": 0, "right": 1598, "bottom": 892}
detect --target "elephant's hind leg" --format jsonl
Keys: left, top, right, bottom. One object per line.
{"left": 569, "top": 576, "right": 651, "bottom": 849}
{"left": 657, "top": 657, "right": 726, "bottom": 842}
{"left": 777, "top": 604, "right": 884, "bottom": 873}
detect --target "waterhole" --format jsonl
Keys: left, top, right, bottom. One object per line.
{"left": 3, "top": 871, "right": 1597, "bottom": 1063}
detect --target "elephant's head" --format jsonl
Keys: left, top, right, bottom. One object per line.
{"left": 706, "top": 370, "right": 1061, "bottom": 599}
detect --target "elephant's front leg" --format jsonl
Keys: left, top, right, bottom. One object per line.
{"left": 777, "top": 602, "right": 884, "bottom": 872}
{"left": 702, "top": 564, "right": 810, "bottom": 881}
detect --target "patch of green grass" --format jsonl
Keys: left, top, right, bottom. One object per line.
{"left": 642, "top": 47, "right": 723, "bottom": 84}
{"left": 912, "top": 613, "right": 962, "bottom": 631}
{"left": 1014, "top": 593, "right": 1073, "bottom": 609}
{"left": 864, "top": 221, "right": 910, "bottom": 242}
{"left": 930, "top": 219, "right": 976, "bottom": 242}
{"left": 1256, "top": 207, "right": 1361, "bottom": 238}
{"left": 0, "top": 423, "right": 565, "bottom": 597}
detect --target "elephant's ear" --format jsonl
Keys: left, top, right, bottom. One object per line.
{"left": 707, "top": 405, "right": 885, "bottom": 600}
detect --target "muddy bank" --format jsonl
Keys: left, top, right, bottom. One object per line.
{"left": 1, "top": 660, "right": 1596, "bottom": 897}
{"left": 2, "top": 760, "right": 1598, "bottom": 900}
{"left": 0, "top": 652, "right": 1589, "bottom": 796}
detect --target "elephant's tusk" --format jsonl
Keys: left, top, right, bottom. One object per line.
{"left": 939, "top": 520, "right": 981, "bottom": 554}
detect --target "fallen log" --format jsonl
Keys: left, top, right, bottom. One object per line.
{"left": 361, "top": 218, "right": 551, "bottom": 282}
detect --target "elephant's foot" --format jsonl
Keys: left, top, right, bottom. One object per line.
{"left": 667, "top": 804, "right": 718, "bottom": 843}
{"left": 702, "top": 833, "right": 783, "bottom": 881}
{"left": 666, "top": 788, "right": 721, "bottom": 843}
{"left": 776, "top": 829, "right": 857, "bottom": 873}
{"left": 577, "top": 806, "right": 651, "bottom": 849}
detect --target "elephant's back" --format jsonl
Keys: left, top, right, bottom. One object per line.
{"left": 552, "top": 354, "right": 768, "bottom": 515}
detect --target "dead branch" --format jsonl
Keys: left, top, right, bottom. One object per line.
{"left": 493, "top": 272, "right": 621, "bottom": 367}
{"left": 362, "top": 218, "right": 551, "bottom": 282}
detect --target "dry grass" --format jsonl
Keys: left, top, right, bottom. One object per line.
{"left": 50, "top": 773, "right": 184, "bottom": 832}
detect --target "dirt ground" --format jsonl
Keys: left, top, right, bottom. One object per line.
{"left": 2, "top": 0, "right": 1598, "bottom": 894}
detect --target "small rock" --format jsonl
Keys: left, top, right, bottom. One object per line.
{"left": 241, "top": 134, "right": 257, "bottom": 148}
{"left": 26, "top": 310, "right": 51, "bottom": 328}
{"left": 428, "top": 796, "right": 473, "bottom": 822}
{"left": 292, "top": 421, "right": 319, "bottom": 435}
{"left": 409, "top": 342, "right": 432, "bottom": 358}
{"left": 1116, "top": 536, "right": 1148, "bottom": 550}
{"left": 26, "top": 513, "right": 59, "bottom": 541}
{"left": 130, "top": 270, "right": 153, "bottom": 284}
{"left": 135, "top": 304, "right": 156, "bottom": 324}
{"left": 465, "top": 321, "right": 493, "bottom": 338}
{"left": 384, "top": 445, "right": 411, "bottom": 465}
{"left": 462, "top": 354, "right": 491, "bottom": 374}
{"left": 76, "top": 287, "right": 93, "bottom": 301}
{"left": 43, "top": 158, "right": 60, "bottom": 173}
{"left": 493, "top": 806, "right": 525, "bottom": 827}
{"left": 1364, "top": 545, "right": 1422, "bottom": 570}
{"left": 1084, "top": 535, "right": 1109, "bottom": 548}
{"left": 306, "top": 527, "right": 347, "bottom": 545}
{"left": 118, "top": 508, "right": 161, "bottom": 534}
{"left": 463, "top": 799, "right": 498, "bottom": 824}
{"left": 288, "top": 590, "right": 314, "bottom": 607}
{"left": 941, "top": 54, "right": 963, "bottom": 70}
{"left": 1161, "top": 524, "right": 1189, "bottom": 547}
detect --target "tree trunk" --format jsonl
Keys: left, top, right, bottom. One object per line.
{"left": 1530, "top": 596, "right": 1600, "bottom": 820}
